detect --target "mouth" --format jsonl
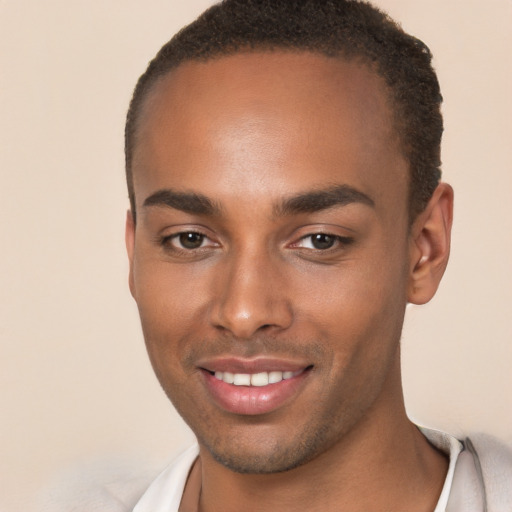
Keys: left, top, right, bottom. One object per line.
{"left": 198, "top": 360, "right": 313, "bottom": 416}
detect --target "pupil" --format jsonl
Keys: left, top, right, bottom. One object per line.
{"left": 180, "top": 232, "right": 204, "bottom": 249}
{"left": 312, "top": 234, "right": 335, "bottom": 250}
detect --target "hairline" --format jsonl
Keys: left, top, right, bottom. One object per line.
{"left": 127, "top": 46, "right": 415, "bottom": 223}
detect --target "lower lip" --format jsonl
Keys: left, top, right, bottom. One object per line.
{"left": 201, "top": 370, "right": 310, "bottom": 416}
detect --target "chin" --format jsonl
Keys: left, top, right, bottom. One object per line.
{"left": 210, "top": 448, "right": 311, "bottom": 474}
{"left": 199, "top": 421, "right": 335, "bottom": 474}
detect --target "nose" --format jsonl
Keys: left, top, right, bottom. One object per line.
{"left": 209, "top": 249, "right": 293, "bottom": 338}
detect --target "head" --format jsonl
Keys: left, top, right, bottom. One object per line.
{"left": 125, "top": 0, "right": 453, "bottom": 475}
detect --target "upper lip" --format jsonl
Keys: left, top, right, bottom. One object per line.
{"left": 197, "top": 356, "right": 312, "bottom": 374}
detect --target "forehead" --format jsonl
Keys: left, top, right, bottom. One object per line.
{"left": 133, "top": 51, "right": 408, "bottom": 215}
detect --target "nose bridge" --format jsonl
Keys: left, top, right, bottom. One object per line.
{"left": 210, "top": 242, "right": 292, "bottom": 337}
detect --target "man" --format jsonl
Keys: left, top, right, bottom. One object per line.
{"left": 122, "top": 0, "right": 511, "bottom": 510}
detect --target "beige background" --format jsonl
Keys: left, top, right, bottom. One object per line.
{"left": 1, "top": 1, "right": 511, "bottom": 510}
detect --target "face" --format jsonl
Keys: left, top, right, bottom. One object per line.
{"left": 127, "top": 52, "right": 413, "bottom": 474}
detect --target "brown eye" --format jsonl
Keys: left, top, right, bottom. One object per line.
{"left": 310, "top": 234, "right": 336, "bottom": 250}
{"left": 177, "top": 232, "right": 205, "bottom": 249}
{"left": 160, "top": 230, "right": 220, "bottom": 258}
{"left": 292, "top": 232, "right": 353, "bottom": 252}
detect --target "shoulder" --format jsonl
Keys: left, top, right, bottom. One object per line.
{"left": 468, "top": 433, "right": 512, "bottom": 508}
{"left": 35, "top": 448, "right": 195, "bottom": 512}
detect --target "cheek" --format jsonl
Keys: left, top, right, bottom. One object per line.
{"left": 132, "top": 259, "right": 213, "bottom": 380}
{"left": 299, "top": 253, "right": 408, "bottom": 324}
{"left": 134, "top": 255, "right": 212, "bottom": 323}
{"left": 303, "top": 269, "right": 407, "bottom": 421}
{"left": 297, "top": 242, "right": 409, "bottom": 365}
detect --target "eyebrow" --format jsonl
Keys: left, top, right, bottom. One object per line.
{"left": 143, "top": 189, "right": 221, "bottom": 216}
{"left": 142, "top": 184, "right": 374, "bottom": 218}
{"left": 274, "top": 185, "right": 375, "bottom": 217}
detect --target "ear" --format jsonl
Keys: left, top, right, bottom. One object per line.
{"left": 407, "top": 183, "right": 454, "bottom": 305}
{"left": 125, "top": 210, "right": 137, "bottom": 298}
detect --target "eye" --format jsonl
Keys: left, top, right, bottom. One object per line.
{"left": 297, "top": 233, "right": 338, "bottom": 251}
{"left": 305, "top": 233, "right": 336, "bottom": 250}
{"left": 162, "top": 231, "right": 217, "bottom": 251}
{"left": 175, "top": 232, "right": 207, "bottom": 249}
{"left": 295, "top": 233, "right": 342, "bottom": 250}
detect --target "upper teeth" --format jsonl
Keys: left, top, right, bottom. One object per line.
{"left": 214, "top": 370, "right": 299, "bottom": 387}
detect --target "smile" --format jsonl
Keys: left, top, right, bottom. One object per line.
{"left": 213, "top": 370, "right": 302, "bottom": 387}
{"left": 200, "top": 363, "right": 312, "bottom": 415}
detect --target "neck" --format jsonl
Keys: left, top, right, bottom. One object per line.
{"left": 197, "top": 356, "right": 448, "bottom": 512}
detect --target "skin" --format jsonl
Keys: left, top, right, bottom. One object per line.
{"left": 126, "top": 52, "right": 453, "bottom": 511}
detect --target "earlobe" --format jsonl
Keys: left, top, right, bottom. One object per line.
{"left": 408, "top": 183, "right": 454, "bottom": 305}
{"left": 125, "top": 210, "right": 137, "bottom": 298}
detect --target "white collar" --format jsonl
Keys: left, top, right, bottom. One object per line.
{"left": 133, "top": 444, "right": 199, "bottom": 512}
{"left": 418, "top": 426, "right": 464, "bottom": 512}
